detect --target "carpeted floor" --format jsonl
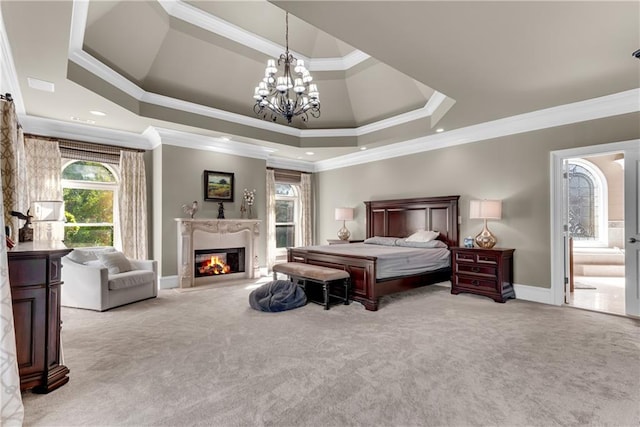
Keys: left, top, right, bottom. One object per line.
{"left": 22, "top": 280, "right": 640, "bottom": 426}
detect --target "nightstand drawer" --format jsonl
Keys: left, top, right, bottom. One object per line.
{"left": 457, "top": 263, "right": 496, "bottom": 276}
{"left": 454, "top": 251, "right": 498, "bottom": 265}
{"left": 455, "top": 274, "right": 498, "bottom": 292}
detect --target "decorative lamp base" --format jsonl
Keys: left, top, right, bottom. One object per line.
{"left": 337, "top": 223, "right": 351, "bottom": 241}
{"left": 475, "top": 221, "right": 497, "bottom": 249}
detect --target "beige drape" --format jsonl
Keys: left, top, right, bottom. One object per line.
{"left": 118, "top": 151, "right": 147, "bottom": 259}
{"left": 300, "top": 173, "right": 313, "bottom": 246}
{"left": 25, "top": 137, "right": 62, "bottom": 241}
{"left": 266, "top": 169, "right": 276, "bottom": 271}
{"left": 0, "top": 100, "right": 25, "bottom": 426}
{"left": 1, "top": 101, "right": 28, "bottom": 240}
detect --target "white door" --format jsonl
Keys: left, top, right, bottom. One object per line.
{"left": 624, "top": 145, "right": 640, "bottom": 316}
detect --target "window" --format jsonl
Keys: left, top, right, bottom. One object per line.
{"left": 275, "top": 183, "right": 300, "bottom": 255}
{"left": 62, "top": 160, "right": 118, "bottom": 247}
{"left": 567, "top": 159, "right": 607, "bottom": 247}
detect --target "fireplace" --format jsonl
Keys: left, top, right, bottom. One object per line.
{"left": 175, "top": 219, "right": 261, "bottom": 288}
{"left": 194, "top": 248, "right": 245, "bottom": 277}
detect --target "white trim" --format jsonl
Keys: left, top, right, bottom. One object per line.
{"left": 156, "top": 0, "right": 370, "bottom": 71}
{"left": 550, "top": 139, "right": 640, "bottom": 310}
{"left": 159, "top": 275, "right": 178, "bottom": 289}
{"left": 266, "top": 157, "right": 315, "bottom": 173}
{"left": 20, "top": 115, "right": 152, "bottom": 149}
{"left": 514, "top": 283, "right": 555, "bottom": 305}
{"left": 315, "top": 89, "right": 640, "bottom": 172}
{"left": 0, "top": 4, "right": 25, "bottom": 114}
{"left": 152, "top": 127, "right": 277, "bottom": 160}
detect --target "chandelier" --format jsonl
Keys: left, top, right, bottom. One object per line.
{"left": 253, "top": 12, "right": 320, "bottom": 124}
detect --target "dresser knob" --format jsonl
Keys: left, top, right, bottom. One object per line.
{"left": 471, "top": 267, "right": 479, "bottom": 273}
{"left": 472, "top": 280, "right": 479, "bottom": 286}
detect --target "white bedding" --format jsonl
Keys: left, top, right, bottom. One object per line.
{"left": 300, "top": 243, "right": 450, "bottom": 279}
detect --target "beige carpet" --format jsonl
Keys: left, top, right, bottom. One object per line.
{"left": 22, "top": 280, "right": 640, "bottom": 426}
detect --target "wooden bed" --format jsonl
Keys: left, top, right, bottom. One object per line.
{"left": 288, "top": 195, "right": 460, "bottom": 311}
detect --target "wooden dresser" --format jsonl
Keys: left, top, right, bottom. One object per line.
{"left": 8, "top": 242, "right": 72, "bottom": 393}
{"left": 450, "top": 247, "right": 515, "bottom": 303}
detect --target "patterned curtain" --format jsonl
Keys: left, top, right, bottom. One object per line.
{"left": 300, "top": 173, "right": 313, "bottom": 246}
{"left": 1, "top": 101, "right": 28, "bottom": 240}
{"left": 118, "top": 151, "right": 147, "bottom": 259}
{"left": 266, "top": 169, "right": 276, "bottom": 271}
{"left": 25, "top": 137, "right": 62, "bottom": 241}
{"left": 0, "top": 100, "right": 24, "bottom": 426}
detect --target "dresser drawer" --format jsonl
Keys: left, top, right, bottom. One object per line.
{"left": 8, "top": 258, "right": 47, "bottom": 287}
{"left": 457, "top": 263, "right": 496, "bottom": 277}
{"left": 454, "top": 274, "right": 499, "bottom": 292}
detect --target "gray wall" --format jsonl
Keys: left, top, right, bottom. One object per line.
{"left": 152, "top": 144, "right": 267, "bottom": 276}
{"left": 315, "top": 113, "right": 640, "bottom": 288}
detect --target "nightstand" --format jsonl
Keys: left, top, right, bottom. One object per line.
{"left": 326, "top": 239, "right": 364, "bottom": 245}
{"left": 450, "top": 247, "right": 515, "bottom": 303}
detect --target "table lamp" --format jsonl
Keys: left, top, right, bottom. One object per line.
{"left": 335, "top": 207, "right": 354, "bottom": 240}
{"left": 469, "top": 199, "right": 502, "bottom": 249}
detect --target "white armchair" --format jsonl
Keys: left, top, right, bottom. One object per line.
{"left": 61, "top": 247, "right": 157, "bottom": 311}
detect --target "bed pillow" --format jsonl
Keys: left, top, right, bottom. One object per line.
{"left": 96, "top": 251, "right": 132, "bottom": 274}
{"left": 406, "top": 230, "right": 440, "bottom": 243}
{"left": 363, "top": 236, "right": 400, "bottom": 246}
{"left": 395, "top": 239, "right": 448, "bottom": 249}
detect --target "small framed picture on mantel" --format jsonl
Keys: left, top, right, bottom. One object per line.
{"left": 204, "top": 170, "right": 234, "bottom": 202}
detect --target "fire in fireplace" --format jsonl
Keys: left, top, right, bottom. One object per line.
{"left": 194, "top": 248, "right": 245, "bottom": 277}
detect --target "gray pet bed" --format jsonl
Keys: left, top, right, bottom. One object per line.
{"left": 249, "top": 280, "right": 307, "bottom": 312}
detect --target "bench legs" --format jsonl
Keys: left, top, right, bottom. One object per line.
{"left": 272, "top": 272, "right": 350, "bottom": 310}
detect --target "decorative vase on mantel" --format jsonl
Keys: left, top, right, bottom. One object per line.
{"left": 248, "top": 205, "right": 253, "bottom": 219}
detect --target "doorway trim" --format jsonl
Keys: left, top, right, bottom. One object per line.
{"left": 550, "top": 139, "right": 637, "bottom": 307}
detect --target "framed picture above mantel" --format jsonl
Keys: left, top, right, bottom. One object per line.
{"left": 204, "top": 170, "right": 234, "bottom": 202}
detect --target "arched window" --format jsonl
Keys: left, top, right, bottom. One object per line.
{"left": 275, "top": 183, "right": 300, "bottom": 256}
{"left": 62, "top": 160, "right": 119, "bottom": 247}
{"left": 567, "top": 159, "right": 607, "bottom": 246}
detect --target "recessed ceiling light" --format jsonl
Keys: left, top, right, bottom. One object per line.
{"left": 297, "top": 156, "right": 302, "bottom": 159}
{"left": 89, "top": 110, "right": 106, "bottom": 116}
{"left": 305, "top": 151, "right": 314, "bottom": 156}
{"left": 436, "top": 128, "right": 444, "bottom": 133}
{"left": 27, "top": 77, "right": 55, "bottom": 93}
{"left": 220, "top": 136, "right": 230, "bottom": 142}
{"left": 360, "top": 147, "right": 367, "bottom": 151}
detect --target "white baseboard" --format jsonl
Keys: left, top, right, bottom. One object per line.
{"left": 159, "top": 275, "right": 178, "bottom": 289}
{"left": 514, "top": 283, "right": 557, "bottom": 305}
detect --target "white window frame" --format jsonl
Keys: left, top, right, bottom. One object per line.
{"left": 275, "top": 183, "right": 301, "bottom": 258}
{"left": 567, "top": 158, "right": 608, "bottom": 248}
{"left": 61, "top": 160, "right": 121, "bottom": 248}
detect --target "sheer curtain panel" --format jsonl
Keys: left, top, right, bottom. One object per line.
{"left": 1, "top": 101, "right": 28, "bottom": 240}
{"left": 118, "top": 151, "right": 148, "bottom": 260}
{"left": 266, "top": 169, "right": 276, "bottom": 271}
{"left": 0, "top": 98, "right": 24, "bottom": 425}
{"left": 300, "top": 173, "right": 313, "bottom": 246}
{"left": 25, "top": 137, "right": 62, "bottom": 241}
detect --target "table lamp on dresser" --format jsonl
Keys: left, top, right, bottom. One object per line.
{"left": 335, "top": 207, "right": 354, "bottom": 240}
{"left": 469, "top": 199, "right": 502, "bottom": 249}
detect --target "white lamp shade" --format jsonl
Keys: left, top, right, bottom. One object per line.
{"left": 31, "top": 200, "right": 65, "bottom": 221}
{"left": 335, "top": 207, "right": 354, "bottom": 221}
{"left": 469, "top": 199, "right": 502, "bottom": 220}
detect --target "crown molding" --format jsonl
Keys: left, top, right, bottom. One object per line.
{"left": 151, "top": 127, "right": 277, "bottom": 160}
{"left": 157, "top": 0, "right": 370, "bottom": 71}
{"left": 0, "top": 5, "right": 25, "bottom": 114}
{"left": 266, "top": 157, "right": 316, "bottom": 173}
{"left": 314, "top": 88, "right": 640, "bottom": 172}
{"left": 20, "top": 115, "right": 153, "bottom": 149}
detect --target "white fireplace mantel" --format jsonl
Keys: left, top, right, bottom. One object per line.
{"left": 175, "top": 218, "right": 261, "bottom": 288}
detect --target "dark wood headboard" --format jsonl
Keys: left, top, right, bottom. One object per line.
{"left": 364, "top": 195, "right": 460, "bottom": 247}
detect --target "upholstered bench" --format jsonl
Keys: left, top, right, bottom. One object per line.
{"left": 272, "top": 262, "right": 350, "bottom": 310}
